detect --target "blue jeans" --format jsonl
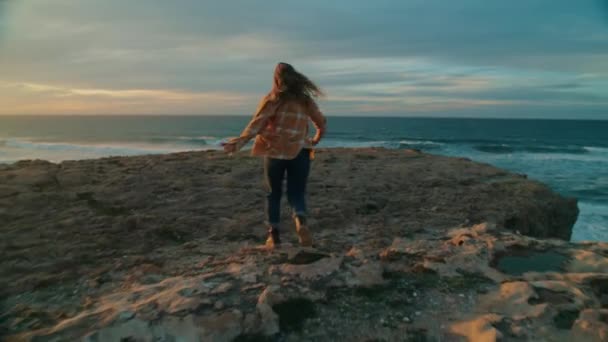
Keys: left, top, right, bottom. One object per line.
{"left": 264, "top": 148, "right": 311, "bottom": 226}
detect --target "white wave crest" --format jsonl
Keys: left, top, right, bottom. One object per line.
{"left": 0, "top": 137, "right": 219, "bottom": 163}
{"left": 584, "top": 146, "right": 608, "bottom": 154}
{"left": 399, "top": 140, "right": 444, "bottom": 146}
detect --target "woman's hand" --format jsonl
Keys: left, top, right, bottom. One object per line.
{"left": 222, "top": 142, "right": 237, "bottom": 154}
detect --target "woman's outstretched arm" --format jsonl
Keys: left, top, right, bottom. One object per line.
{"left": 225, "top": 96, "right": 277, "bottom": 152}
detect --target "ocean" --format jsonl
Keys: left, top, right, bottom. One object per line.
{"left": 1, "top": 115, "right": 606, "bottom": 242}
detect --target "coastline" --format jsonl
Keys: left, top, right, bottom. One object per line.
{"left": 2, "top": 148, "right": 607, "bottom": 341}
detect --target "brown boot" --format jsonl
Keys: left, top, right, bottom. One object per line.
{"left": 265, "top": 226, "right": 281, "bottom": 249}
{"left": 294, "top": 215, "right": 313, "bottom": 247}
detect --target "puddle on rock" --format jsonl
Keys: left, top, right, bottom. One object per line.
{"left": 553, "top": 309, "right": 580, "bottom": 330}
{"left": 273, "top": 298, "right": 316, "bottom": 333}
{"left": 492, "top": 249, "right": 569, "bottom": 276}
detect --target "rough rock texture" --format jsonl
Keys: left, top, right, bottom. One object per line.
{"left": 0, "top": 148, "right": 590, "bottom": 341}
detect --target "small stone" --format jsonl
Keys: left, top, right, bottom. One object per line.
{"left": 179, "top": 287, "right": 196, "bottom": 297}
{"left": 117, "top": 310, "right": 135, "bottom": 321}
{"left": 415, "top": 311, "right": 421, "bottom": 316}
{"left": 141, "top": 274, "right": 164, "bottom": 284}
{"left": 87, "top": 279, "right": 101, "bottom": 288}
{"left": 196, "top": 256, "right": 212, "bottom": 268}
{"left": 211, "top": 282, "right": 233, "bottom": 295}
{"left": 241, "top": 273, "right": 257, "bottom": 283}
{"left": 182, "top": 241, "right": 198, "bottom": 249}
{"left": 123, "top": 215, "right": 139, "bottom": 230}
{"left": 214, "top": 301, "right": 224, "bottom": 310}
{"left": 458, "top": 293, "right": 465, "bottom": 298}
{"left": 241, "top": 283, "right": 266, "bottom": 292}
{"left": 403, "top": 317, "right": 411, "bottom": 323}
{"left": 512, "top": 326, "right": 525, "bottom": 337}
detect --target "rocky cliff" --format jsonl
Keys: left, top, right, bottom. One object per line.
{"left": 2, "top": 148, "right": 604, "bottom": 341}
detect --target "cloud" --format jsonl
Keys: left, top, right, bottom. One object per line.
{"left": 0, "top": 0, "right": 607, "bottom": 118}
{"left": 0, "top": 82, "right": 252, "bottom": 115}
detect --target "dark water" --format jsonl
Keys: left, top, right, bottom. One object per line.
{"left": 1, "top": 116, "right": 607, "bottom": 241}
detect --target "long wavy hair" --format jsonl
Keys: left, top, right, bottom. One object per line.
{"left": 269, "top": 62, "right": 324, "bottom": 101}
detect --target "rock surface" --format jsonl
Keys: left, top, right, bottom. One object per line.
{"left": 0, "top": 148, "right": 595, "bottom": 341}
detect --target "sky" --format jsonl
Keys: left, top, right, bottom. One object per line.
{"left": 0, "top": 0, "right": 607, "bottom": 118}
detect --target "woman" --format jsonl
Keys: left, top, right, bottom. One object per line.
{"left": 223, "top": 62, "right": 327, "bottom": 248}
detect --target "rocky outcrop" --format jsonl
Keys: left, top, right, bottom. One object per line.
{"left": 0, "top": 148, "right": 588, "bottom": 341}
{"left": 3, "top": 223, "right": 607, "bottom": 341}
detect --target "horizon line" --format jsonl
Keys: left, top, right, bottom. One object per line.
{"left": 0, "top": 114, "right": 607, "bottom": 121}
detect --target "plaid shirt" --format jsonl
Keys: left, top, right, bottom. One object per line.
{"left": 231, "top": 95, "right": 327, "bottom": 159}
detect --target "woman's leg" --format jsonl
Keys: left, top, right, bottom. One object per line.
{"left": 286, "top": 149, "right": 311, "bottom": 216}
{"left": 264, "top": 157, "right": 287, "bottom": 227}
{"left": 286, "top": 149, "right": 312, "bottom": 246}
